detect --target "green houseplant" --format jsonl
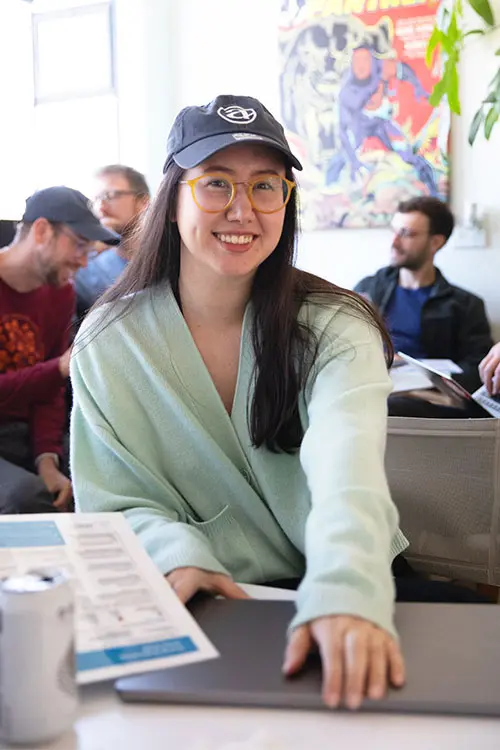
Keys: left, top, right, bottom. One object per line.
{"left": 426, "top": 0, "right": 500, "bottom": 144}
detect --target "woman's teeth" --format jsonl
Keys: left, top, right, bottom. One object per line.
{"left": 216, "top": 234, "right": 254, "bottom": 245}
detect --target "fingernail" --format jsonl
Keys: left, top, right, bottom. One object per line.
{"left": 325, "top": 693, "right": 340, "bottom": 709}
{"left": 369, "top": 685, "right": 384, "bottom": 699}
{"left": 347, "top": 694, "right": 362, "bottom": 710}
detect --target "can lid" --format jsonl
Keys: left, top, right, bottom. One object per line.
{"left": 1, "top": 569, "right": 66, "bottom": 594}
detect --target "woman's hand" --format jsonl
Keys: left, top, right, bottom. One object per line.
{"left": 283, "top": 615, "right": 405, "bottom": 709}
{"left": 479, "top": 343, "right": 500, "bottom": 395}
{"left": 166, "top": 566, "right": 250, "bottom": 604}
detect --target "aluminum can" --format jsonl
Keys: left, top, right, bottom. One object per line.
{"left": 0, "top": 569, "right": 78, "bottom": 745}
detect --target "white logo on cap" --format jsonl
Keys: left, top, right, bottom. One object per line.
{"left": 217, "top": 106, "right": 257, "bottom": 124}
{"left": 232, "top": 133, "right": 264, "bottom": 141}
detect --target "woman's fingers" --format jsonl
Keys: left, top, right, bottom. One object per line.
{"left": 344, "top": 627, "right": 369, "bottom": 710}
{"left": 387, "top": 637, "right": 406, "bottom": 688}
{"left": 166, "top": 569, "right": 199, "bottom": 603}
{"left": 313, "top": 619, "right": 344, "bottom": 708}
{"left": 211, "top": 575, "right": 251, "bottom": 600}
{"left": 166, "top": 568, "right": 250, "bottom": 604}
{"left": 366, "top": 631, "right": 388, "bottom": 701}
{"left": 282, "top": 625, "right": 312, "bottom": 676}
{"left": 310, "top": 617, "right": 406, "bottom": 709}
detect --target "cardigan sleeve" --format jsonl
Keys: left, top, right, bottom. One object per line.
{"left": 291, "top": 312, "right": 403, "bottom": 639}
{"left": 70, "top": 344, "right": 230, "bottom": 579}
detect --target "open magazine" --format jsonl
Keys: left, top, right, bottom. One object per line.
{"left": 397, "top": 352, "right": 500, "bottom": 418}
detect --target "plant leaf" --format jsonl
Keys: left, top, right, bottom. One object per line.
{"left": 496, "top": 47, "right": 500, "bottom": 55}
{"left": 464, "top": 29, "right": 485, "bottom": 37}
{"left": 447, "top": 63, "right": 461, "bottom": 114}
{"left": 491, "top": 67, "right": 500, "bottom": 92}
{"left": 447, "top": 9, "right": 461, "bottom": 45}
{"left": 426, "top": 26, "right": 442, "bottom": 67}
{"left": 468, "top": 0, "right": 495, "bottom": 26}
{"left": 483, "top": 92, "right": 499, "bottom": 103}
{"left": 439, "top": 32, "right": 454, "bottom": 55}
{"left": 484, "top": 106, "right": 499, "bottom": 139}
{"left": 430, "top": 78, "right": 447, "bottom": 107}
{"left": 469, "top": 108, "right": 485, "bottom": 145}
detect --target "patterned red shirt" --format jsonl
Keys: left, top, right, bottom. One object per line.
{"left": 0, "top": 278, "right": 75, "bottom": 457}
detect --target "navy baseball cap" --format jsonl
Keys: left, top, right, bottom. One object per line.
{"left": 22, "top": 186, "right": 120, "bottom": 246}
{"left": 164, "top": 95, "right": 302, "bottom": 172}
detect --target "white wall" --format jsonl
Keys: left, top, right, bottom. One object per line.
{"left": 134, "top": 0, "right": 500, "bottom": 338}
{"left": 114, "top": 0, "right": 179, "bottom": 189}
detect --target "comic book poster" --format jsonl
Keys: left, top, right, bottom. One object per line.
{"left": 279, "top": 0, "right": 450, "bottom": 230}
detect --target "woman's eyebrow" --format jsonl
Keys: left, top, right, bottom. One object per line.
{"left": 200, "top": 165, "right": 283, "bottom": 176}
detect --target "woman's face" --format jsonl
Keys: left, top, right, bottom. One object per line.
{"left": 175, "top": 143, "right": 288, "bottom": 285}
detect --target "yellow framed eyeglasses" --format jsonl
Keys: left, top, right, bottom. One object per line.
{"left": 178, "top": 173, "right": 296, "bottom": 214}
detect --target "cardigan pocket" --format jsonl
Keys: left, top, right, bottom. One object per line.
{"left": 186, "top": 505, "right": 263, "bottom": 581}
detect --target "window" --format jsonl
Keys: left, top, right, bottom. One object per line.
{"left": 31, "top": 0, "right": 118, "bottom": 196}
{"left": 0, "top": 0, "right": 119, "bottom": 219}
{"left": 32, "top": 3, "right": 114, "bottom": 103}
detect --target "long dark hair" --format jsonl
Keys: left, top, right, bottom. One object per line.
{"left": 89, "top": 160, "right": 393, "bottom": 454}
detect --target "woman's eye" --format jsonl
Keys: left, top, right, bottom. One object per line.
{"left": 254, "top": 181, "right": 274, "bottom": 191}
{"left": 206, "top": 179, "right": 230, "bottom": 190}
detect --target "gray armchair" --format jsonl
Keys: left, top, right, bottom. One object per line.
{"left": 386, "top": 417, "right": 500, "bottom": 585}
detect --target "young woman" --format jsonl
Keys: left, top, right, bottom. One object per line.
{"left": 71, "top": 95, "right": 409, "bottom": 709}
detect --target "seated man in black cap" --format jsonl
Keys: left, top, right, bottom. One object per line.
{"left": 0, "top": 186, "right": 119, "bottom": 514}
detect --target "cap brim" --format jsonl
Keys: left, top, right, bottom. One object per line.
{"left": 69, "top": 220, "right": 121, "bottom": 246}
{"left": 173, "top": 133, "right": 303, "bottom": 171}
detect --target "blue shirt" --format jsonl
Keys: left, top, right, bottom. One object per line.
{"left": 75, "top": 248, "right": 128, "bottom": 317}
{"left": 385, "top": 285, "right": 433, "bottom": 358}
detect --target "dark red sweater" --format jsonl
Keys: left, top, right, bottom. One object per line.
{"left": 0, "top": 278, "right": 75, "bottom": 458}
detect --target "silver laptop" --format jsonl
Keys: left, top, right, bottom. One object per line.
{"left": 116, "top": 598, "right": 500, "bottom": 717}
{"left": 397, "top": 352, "right": 500, "bottom": 416}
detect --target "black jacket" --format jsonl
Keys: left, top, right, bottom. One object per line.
{"left": 355, "top": 266, "right": 493, "bottom": 393}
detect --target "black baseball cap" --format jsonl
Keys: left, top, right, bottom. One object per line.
{"left": 164, "top": 94, "right": 302, "bottom": 172}
{"left": 22, "top": 186, "right": 120, "bottom": 246}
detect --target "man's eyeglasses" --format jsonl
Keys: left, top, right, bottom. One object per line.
{"left": 391, "top": 227, "right": 430, "bottom": 240}
{"left": 178, "top": 174, "right": 296, "bottom": 214}
{"left": 93, "top": 190, "right": 139, "bottom": 204}
{"left": 57, "top": 226, "right": 98, "bottom": 259}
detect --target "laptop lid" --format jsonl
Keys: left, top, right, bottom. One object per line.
{"left": 397, "top": 352, "right": 500, "bottom": 417}
{"left": 115, "top": 598, "right": 500, "bottom": 717}
{"left": 397, "top": 352, "right": 473, "bottom": 407}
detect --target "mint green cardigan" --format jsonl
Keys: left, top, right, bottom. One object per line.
{"left": 70, "top": 285, "right": 408, "bottom": 636}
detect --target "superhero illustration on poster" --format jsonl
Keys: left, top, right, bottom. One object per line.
{"left": 279, "top": 0, "right": 449, "bottom": 230}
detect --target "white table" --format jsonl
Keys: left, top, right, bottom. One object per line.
{"left": 7, "top": 585, "right": 500, "bottom": 749}
{"left": 33, "top": 684, "right": 500, "bottom": 750}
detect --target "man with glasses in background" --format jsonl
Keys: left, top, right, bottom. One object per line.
{"left": 355, "top": 196, "right": 492, "bottom": 395}
{"left": 75, "top": 165, "right": 150, "bottom": 318}
{"left": 0, "top": 186, "right": 119, "bottom": 513}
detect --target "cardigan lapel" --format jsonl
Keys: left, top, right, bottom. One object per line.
{"left": 152, "top": 285, "right": 254, "bottom": 469}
